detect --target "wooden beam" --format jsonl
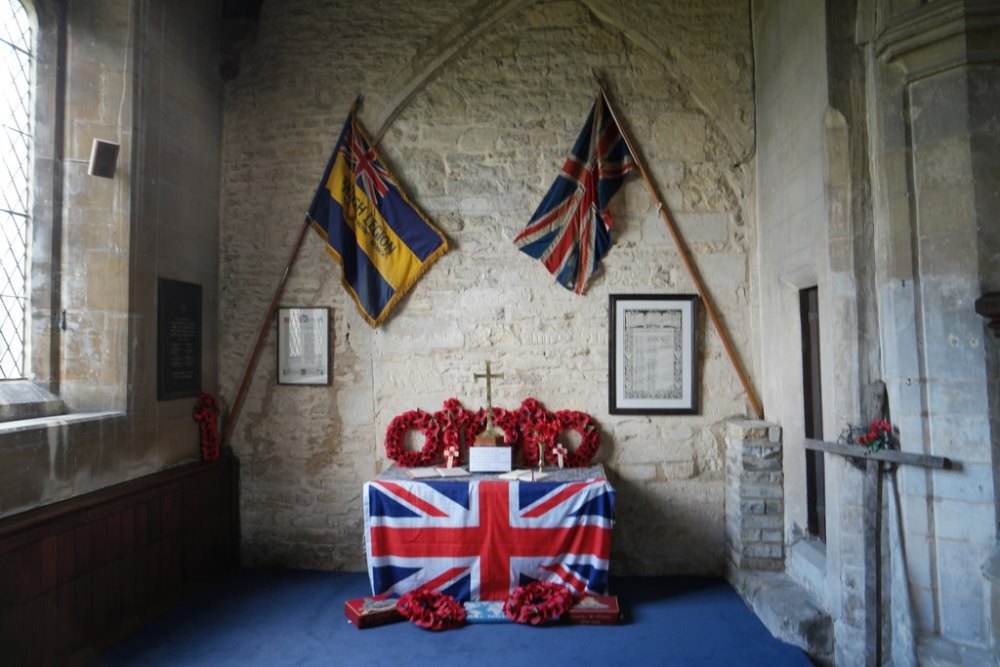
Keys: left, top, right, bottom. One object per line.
{"left": 807, "top": 424, "right": 956, "bottom": 667}
{"left": 863, "top": 460, "right": 884, "bottom": 667}
{"left": 804, "top": 438, "right": 952, "bottom": 470}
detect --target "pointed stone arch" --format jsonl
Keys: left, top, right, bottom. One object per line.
{"left": 368, "top": 0, "right": 753, "bottom": 164}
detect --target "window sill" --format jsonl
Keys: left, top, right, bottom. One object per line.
{"left": 787, "top": 533, "right": 828, "bottom": 605}
{"left": 0, "top": 379, "right": 66, "bottom": 421}
{"left": 791, "top": 535, "right": 827, "bottom": 569}
{"left": 0, "top": 410, "right": 125, "bottom": 436}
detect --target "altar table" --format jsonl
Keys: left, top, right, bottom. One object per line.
{"left": 363, "top": 465, "right": 615, "bottom": 601}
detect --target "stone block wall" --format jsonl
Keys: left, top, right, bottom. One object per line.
{"left": 865, "top": 3, "right": 1000, "bottom": 660}
{"left": 219, "top": 0, "right": 757, "bottom": 574}
{"left": 752, "top": 0, "right": 1000, "bottom": 662}
{"left": 725, "top": 420, "right": 784, "bottom": 573}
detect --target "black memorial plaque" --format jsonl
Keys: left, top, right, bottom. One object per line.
{"left": 157, "top": 278, "right": 202, "bottom": 400}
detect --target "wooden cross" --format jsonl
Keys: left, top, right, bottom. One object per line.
{"left": 473, "top": 361, "right": 503, "bottom": 431}
{"left": 805, "top": 431, "right": 953, "bottom": 666}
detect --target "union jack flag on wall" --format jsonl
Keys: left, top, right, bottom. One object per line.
{"left": 514, "top": 94, "right": 635, "bottom": 294}
{"left": 364, "top": 478, "right": 615, "bottom": 601}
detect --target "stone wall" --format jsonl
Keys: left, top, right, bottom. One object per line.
{"left": 219, "top": 0, "right": 757, "bottom": 574}
{"left": 864, "top": 2, "right": 1000, "bottom": 662}
{"left": 753, "top": 0, "right": 1000, "bottom": 663}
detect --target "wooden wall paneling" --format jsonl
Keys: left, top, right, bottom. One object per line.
{"left": 0, "top": 456, "right": 238, "bottom": 666}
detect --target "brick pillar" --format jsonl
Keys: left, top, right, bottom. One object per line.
{"left": 725, "top": 420, "right": 784, "bottom": 576}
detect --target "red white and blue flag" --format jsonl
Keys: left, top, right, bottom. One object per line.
{"left": 364, "top": 479, "right": 615, "bottom": 601}
{"left": 306, "top": 110, "right": 448, "bottom": 328}
{"left": 514, "top": 94, "right": 635, "bottom": 294}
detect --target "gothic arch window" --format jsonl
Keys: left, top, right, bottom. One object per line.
{"left": 0, "top": 0, "right": 33, "bottom": 379}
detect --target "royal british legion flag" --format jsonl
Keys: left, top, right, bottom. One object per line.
{"left": 307, "top": 110, "right": 448, "bottom": 327}
{"left": 364, "top": 479, "right": 615, "bottom": 601}
{"left": 514, "top": 94, "right": 635, "bottom": 294}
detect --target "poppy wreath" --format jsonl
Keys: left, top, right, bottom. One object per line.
{"left": 503, "top": 581, "right": 576, "bottom": 625}
{"left": 488, "top": 406, "right": 522, "bottom": 447}
{"left": 384, "top": 398, "right": 601, "bottom": 468}
{"left": 192, "top": 392, "right": 221, "bottom": 461}
{"left": 396, "top": 589, "right": 466, "bottom": 631}
{"left": 543, "top": 410, "right": 601, "bottom": 468}
{"left": 521, "top": 417, "right": 559, "bottom": 467}
{"left": 384, "top": 409, "right": 443, "bottom": 467}
{"left": 514, "top": 398, "right": 556, "bottom": 466}
{"left": 436, "top": 398, "right": 488, "bottom": 455}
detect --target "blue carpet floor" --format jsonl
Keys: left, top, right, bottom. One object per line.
{"left": 91, "top": 569, "right": 812, "bottom": 666}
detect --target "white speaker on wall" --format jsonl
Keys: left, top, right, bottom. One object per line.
{"left": 88, "top": 138, "right": 120, "bottom": 178}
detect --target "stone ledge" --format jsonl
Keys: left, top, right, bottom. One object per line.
{"left": 0, "top": 410, "right": 124, "bottom": 437}
{"left": 0, "top": 380, "right": 66, "bottom": 422}
{"left": 917, "top": 633, "right": 995, "bottom": 667}
{"left": 726, "top": 419, "right": 780, "bottom": 444}
{"left": 728, "top": 569, "right": 834, "bottom": 665}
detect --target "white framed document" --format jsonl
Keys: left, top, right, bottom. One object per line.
{"left": 277, "top": 307, "right": 330, "bottom": 385}
{"left": 609, "top": 294, "right": 698, "bottom": 414}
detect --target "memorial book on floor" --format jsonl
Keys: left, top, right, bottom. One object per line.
{"left": 344, "top": 595, "right": 404, "bottom": 629}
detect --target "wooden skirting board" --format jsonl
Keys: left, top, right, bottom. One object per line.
{"left": 0, "top": 456, "right": 240, "bottom": 666}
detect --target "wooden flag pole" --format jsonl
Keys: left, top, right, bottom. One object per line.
{"left": 222, "top": 219, "right": 313, "bottom": 447}
{"left": 596, "top": 80, "right": 763, "bottom": 419}
{"left": 222, "top": 96, "right": 365, "bottom": 447}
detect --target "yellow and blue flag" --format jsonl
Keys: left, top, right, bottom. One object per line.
{"left": 307, "top": 111, "right": 448, "bottom": 327}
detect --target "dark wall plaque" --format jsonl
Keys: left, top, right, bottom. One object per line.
{"left": 157, "top": 278, "right": 202, "bottom": 400}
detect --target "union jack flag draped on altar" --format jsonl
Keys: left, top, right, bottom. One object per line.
{"left": 306, "top": 109, "right": 448, "bottom": 327}
{"left": 364, "top": 479, "right": 615, "bottom": 601}
{"left": 514, "top": 94, "right": 635, "bottom": 294}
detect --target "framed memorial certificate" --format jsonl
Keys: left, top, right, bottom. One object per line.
{"left": 609, "top": 294, "right": 698, "bottom": 415}
{"left": 277, "top": 307, "right": 330, "bottom": 386}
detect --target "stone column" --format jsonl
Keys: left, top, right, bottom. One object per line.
{"left": 725, "top": 420, "right": 784, "bottom": 576}
{"left": 864, "top": 1, "right": 1000, "bottom": 658}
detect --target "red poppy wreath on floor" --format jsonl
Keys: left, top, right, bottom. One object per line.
{"left": 396, "top": 589, "right": 466, "bottom": 631}
{"left": 503, "top": 581, "right": 576, "bottom": 625}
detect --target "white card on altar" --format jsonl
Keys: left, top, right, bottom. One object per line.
{"left": 405, "top": 467, "right": 471, "bottom": 479}
{"left": 468, "top": 447, "right": 512, "bottom": 473}
{"left": 435, "top": 467, "right": 471, "bottom": 477}
{"left": 405, "top": 467, "right": 439, "bottom": 479}
{"left": 498, "top": 469, "right": 549, "bottom": 481}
